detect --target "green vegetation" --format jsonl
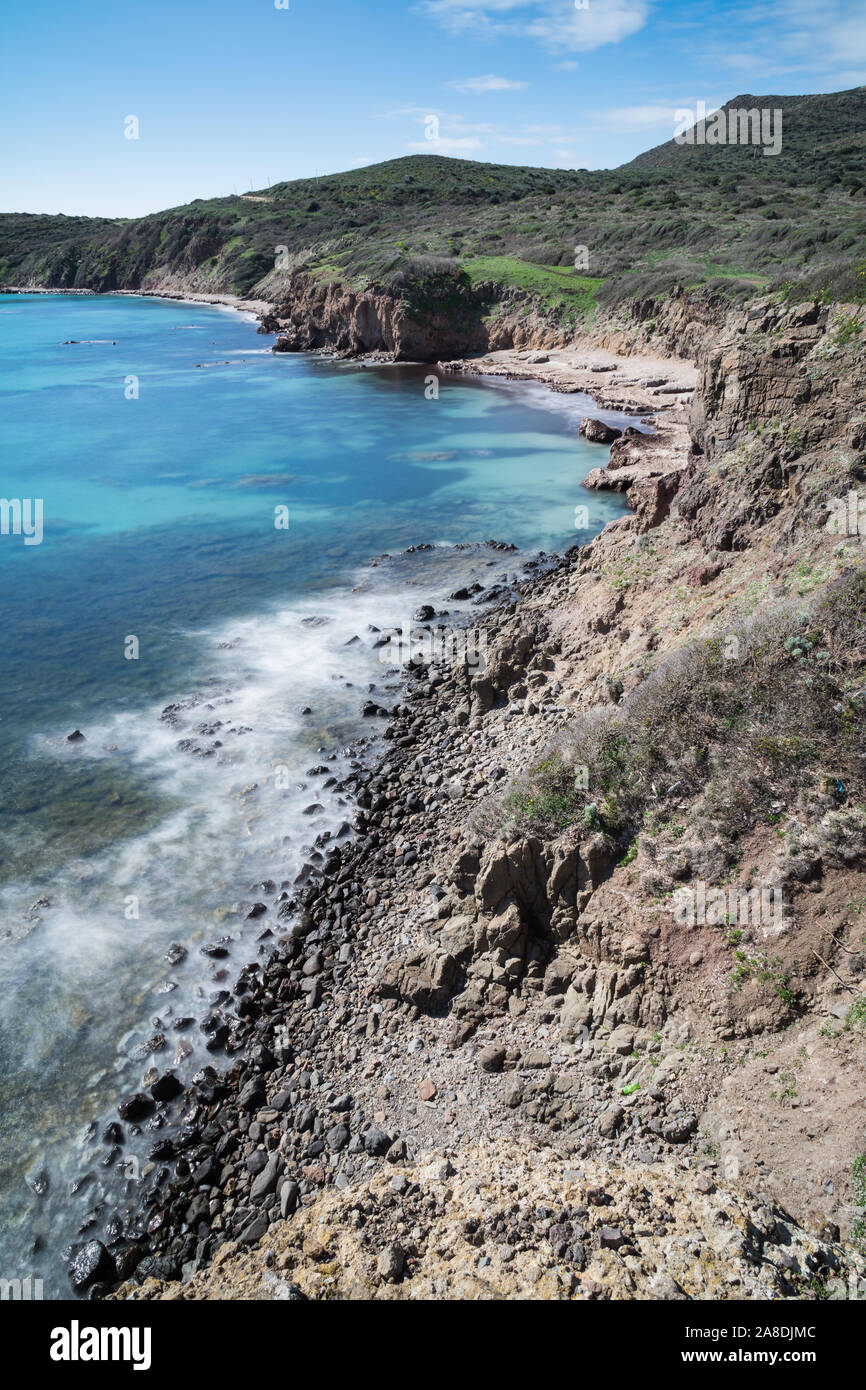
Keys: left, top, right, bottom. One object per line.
{"left": 846, "top": 996, "right": 866, "bottom": 1029}
{"left": 3, "top": 87, "right": 866, "bottom": 326}
{"left": 483, "top": 571, "right": 866, "bottom": 847}
{"left": 462, "top": 256, "right": 602, "bottom": 321}
{"left": 730, "top": 952, "right": 793, "bottom": 1005}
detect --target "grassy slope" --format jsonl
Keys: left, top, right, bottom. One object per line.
{"left": 1, "top": 87, "right": 865, "bottom": 328}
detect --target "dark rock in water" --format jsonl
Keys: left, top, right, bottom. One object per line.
{"left": 117, "top": 1092, "right": 154, "bottom": 1122}
{"left": 246, "top": 902, "right": 267, "bottom": 919}
{"left": 449, "top": 587, "right": 471, "bottom": 601}
{"left": 150, "top": 1071, "right": 184, "bottom": 1102}
{"left": 171, "top": 1016, "right": 195, "bottom": 1032}
{"left": 113, "top": 1244, "right": 142, "bottom": 1283}
{"left": 103, "top": 1215, "right": 124, "bottom": 1245}
{"left": 87, "top": 1280, "right": 114, "bottom": 1301}
{"left": 68, "top": 1240, "right": 114, "bottom": 1291}
{"left": 193, "top": 1069, "right": 227, "bottom": 1104}
{"left": 148, "top": 1138, "right": 175, "bottom": 1161}
{"left": 102, "top": 1122, "right": 123, "bottom": 1146}
{"left": 66, "top": 729, "right": 86, "bottom": 742}
{"left": 474, "top": 584, "right": 508, "bottom": 605}
{"left": 415, "top": 605, "right": 436, "bottom": 621}
{"left": 164, "top": 942, "right": 187, "bottom": 966}
{"left": 204, "top": 1023, "right": 230, "bottom": 1051}
{"left": 579, "top": 417, "right": 623, "bottom": 444}
{"left": 26, "top": 1167, "right": 50, "bottom": 1196}
{"left": 200, "top": 940, "right": 230, "bottom": 958}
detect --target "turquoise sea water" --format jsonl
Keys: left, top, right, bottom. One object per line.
{"left": 0, "top": 292, "right": 632, "bottom": 1294}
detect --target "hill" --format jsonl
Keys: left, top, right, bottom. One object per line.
{"left": 628, "top": 85, "right": 866, "bottom": 170}
{"left": 1, "top": 86, "right": 865, "bottom": 335}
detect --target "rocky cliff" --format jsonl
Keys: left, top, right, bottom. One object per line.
{"left": 262, "top": 272, "right": 730, "bottom": 363}
{"left": 101, "top": 295, "right": 866, "bottom": 1304}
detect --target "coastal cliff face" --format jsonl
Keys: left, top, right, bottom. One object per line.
{"left": 691, "top": 299, "right": 856, "bottom": 460}
{"left": 107, "top": 297, "right": 866, "bottom": 1303}
{"left": 262, "top": 272, "right": 490, "bottom": 359}
{"left": 262, "top": 271, "right": 728, "bottom": 363}
{"left": 262, "top": 270, "right": 584, "bottom": 360}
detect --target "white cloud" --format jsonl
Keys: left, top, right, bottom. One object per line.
{"left": 599, "top": 103, "right": 683, "bottom": 131}
{"left": 448, "top": 73, "right": 529, "bottom": 92}
{"left": 594, "top": 100, "right": 725, "bottom": 133}
{"left": 421, "top": 0, "right": 650, "bottom": 53}
{"left": 523, "top": 0, "right": 649, "bottom": 52}
{"left": 704, "top": 0, "right": 866, "bottom": 80}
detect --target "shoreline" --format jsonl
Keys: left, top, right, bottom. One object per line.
{"left": 8, "top": 285, "right": 703, "bottom": 1300}
{"left": 51, "top": 302, "right": 678, "bottom": 1293}
{"left": 3, "top": 283, "right": 693, "bottom": 427}
{"left": 11, "top": 285, "right": 866, "bottom": 1302}
{"left": 1, "top": 283, "right": 272, "bottom": 316}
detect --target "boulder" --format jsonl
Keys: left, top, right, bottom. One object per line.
{"left": 579, "top": 418, "right": 623, "bottom": 445}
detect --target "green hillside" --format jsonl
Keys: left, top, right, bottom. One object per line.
{"left": 2, "top": 86, "right": 865, "bottom": 327}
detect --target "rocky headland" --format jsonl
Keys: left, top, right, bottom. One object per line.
{"left": 50, "top": 286, "right": 862, "bottom": 1304}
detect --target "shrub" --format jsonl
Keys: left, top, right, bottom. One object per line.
{"left": 476, "top": 572, "right": 866, "bottom": 843}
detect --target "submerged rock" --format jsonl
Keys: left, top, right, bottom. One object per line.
{"left": 68, "top": 1239, "right": 114, "bottom": 1291}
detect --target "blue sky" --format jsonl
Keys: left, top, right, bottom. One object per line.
{"left": 2, "top": 0, "right": 865, "bottom": 217}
